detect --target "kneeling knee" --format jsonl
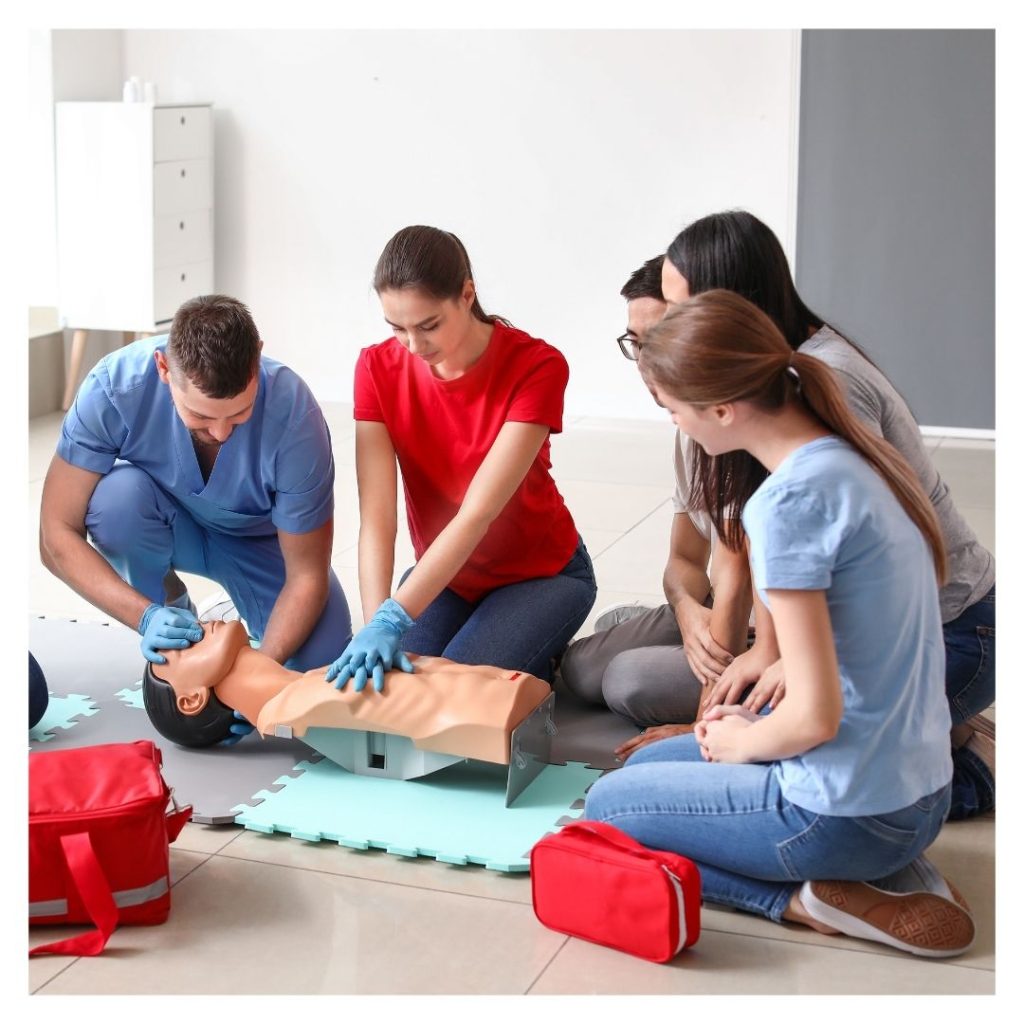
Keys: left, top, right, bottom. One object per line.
{"left": 86, "top": 466, "right": 164, "bottom": 551}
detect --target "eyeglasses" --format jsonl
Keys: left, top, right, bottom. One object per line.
{"left": 616, "top": 332, "right": 641, "bottom": 362}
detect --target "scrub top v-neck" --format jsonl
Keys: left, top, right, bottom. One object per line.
{"left": 58, "top": 335, "right": 335, "bottom": 539}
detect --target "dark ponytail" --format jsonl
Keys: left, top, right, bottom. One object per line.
{"left": 373, "top": 225, "right": 506, "bottom": 325}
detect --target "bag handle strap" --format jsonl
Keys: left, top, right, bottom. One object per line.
{"left": 561, "top": 820, "right": 695, "bottom": 877}
{"left": 29, "top": 832, "right": 118, "bottom": 958}
{"left": 561, "top": 820, "right": 664, "bottom": 862}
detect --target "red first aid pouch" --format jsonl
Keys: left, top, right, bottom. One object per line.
{"left": 29, "top": 740, "right": 191, "bottom": 957}
{"left": 530, "top": 820, "right": 701, "bottom": 962}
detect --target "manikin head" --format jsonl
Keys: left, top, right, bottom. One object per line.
{"left": 154, "top": 294, "right": 263, "bottom": 446}
{"left": 143, "top": 620, "right": 250, "bottom": 747}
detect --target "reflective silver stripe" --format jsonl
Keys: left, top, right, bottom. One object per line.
{"left": 29, "top": 898, "right": 68, "bottom": 917}
{"left": 29, "top": 875, "right": 169, "bottom": 917}
{"left": 113, "top": 876, "right": 169, "bottom": 908}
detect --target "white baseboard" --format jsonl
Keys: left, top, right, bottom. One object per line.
{"left": 919, "top": 426, "right": 995, "bottom": 441}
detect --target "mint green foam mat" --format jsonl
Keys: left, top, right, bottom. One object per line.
{"left": 231, "top": 757, "right": 602, "bottom": 872}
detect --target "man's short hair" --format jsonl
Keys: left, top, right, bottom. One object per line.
{"left": 167, "top": 295, "right": 261, "bottom": 398}
{"left": 620, "top": 256, "right": 666, "bottom": 302}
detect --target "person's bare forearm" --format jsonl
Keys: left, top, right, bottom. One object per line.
{"left": 709, "top": 576, "right": 752, "bottom": 656}
{"left": 394, "top": 509, "right": 491, "bottom": 619}
{"left": 259, "top": 575, "right": 329, "bottom": 664}
{"left": 358, "top": 518, "right": 397, "bottom": 623}
{"left": 40, "top": 524, "right": 152, "bottom": 629}
{"left": 663, "top": 556, "right": 711, "bottom": 621}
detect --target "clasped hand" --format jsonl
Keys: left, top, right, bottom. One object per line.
{"left": 694, "top": 704, "right": 760, "bottom": 762}
{"left": 325, "top": 598, "right": 415, "bottom": 693}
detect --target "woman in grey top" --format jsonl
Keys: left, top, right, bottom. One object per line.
{"left": 657, "top": 210, "right": 994, "bottom": 821}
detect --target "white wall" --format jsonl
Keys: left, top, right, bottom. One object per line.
{"left": 110, "top": 30, "right": 800, "bottom": 419}
{"left": 29, "top": 30, "right": 57, "bottom": 308}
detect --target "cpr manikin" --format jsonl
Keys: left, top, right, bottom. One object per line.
{"left": 143, "top": 621, "right": 555, "bottom": 801}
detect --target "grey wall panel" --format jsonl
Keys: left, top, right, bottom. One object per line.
{"left": 796, "top": 30, "right": 993, "bottom": 430}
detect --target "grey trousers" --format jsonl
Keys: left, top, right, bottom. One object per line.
{"left": 559, "top": 603, "right": 704, "bottom": 728}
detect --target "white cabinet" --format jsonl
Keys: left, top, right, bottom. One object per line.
{"left": 55, "top": 102, "right": 215, "bottom": 333}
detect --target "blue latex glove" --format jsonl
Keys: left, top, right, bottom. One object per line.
{"left": 325, "top": 598, "right": 416, "bottom": 693}
{"left": 218, "top": 710, "right": 255, "bottom": 747}
{"left": 138, "top": 602, "right": 204, "bottom": 665}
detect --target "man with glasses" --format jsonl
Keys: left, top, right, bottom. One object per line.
{"left": 559, "top": 257, "right": 753, "bottom": 750}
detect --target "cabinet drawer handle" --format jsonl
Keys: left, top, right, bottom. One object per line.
{"left": 180, "top": 273, "right": 187, "bottom": 282}
{"left": 180, "top": 168, "right": 186, "bottom": 178}
{"left": 180, "top": 115, "right": 186, "bottom": 126}
{"left": 179, "top": 221, "right": 185, "bottom": 230}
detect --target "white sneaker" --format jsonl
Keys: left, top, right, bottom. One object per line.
{"left": 197, "top": 589, "right": 243, "bottom": 625}
{"left": 594, "top": 602, "right": 652, "bottom": 633}
{"left": 800, "top": 860, "right": 974, "bottom": 958}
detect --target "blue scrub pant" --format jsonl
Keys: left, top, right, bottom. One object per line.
{"left": 85, "top": 464, "right": 352, "bottom": 671}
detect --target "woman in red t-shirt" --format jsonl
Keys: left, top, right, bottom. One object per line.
{"left": 325, "top": 225, "right": 597, "bottom": 693}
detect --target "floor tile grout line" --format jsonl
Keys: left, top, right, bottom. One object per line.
{"left": 30, "top": 851, "right": 215, "bottom": 995}
{"left": 523, "top": 935, "right": 570, "bottom": 994}
{"left": 698, "top": 919, "right": 995, "bottom": 970}
{"left": 590, "top": 497, "right": 674, "bottom": 559}
{"left": 32, "top": 958, "right": 81, "bottom": 995}
{"left": 210, "top": 846, "right": 535, "bottom": 907}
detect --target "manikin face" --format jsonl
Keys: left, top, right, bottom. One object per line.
{"left": 157, "top": 619, "right": 250, "bottom": 712}
{"left": 155, "top": 350, "right": 259, "bottom": 447}
{"left": 653, "top": 383, "right": 736, "bottom": 457}
{"left": 378, "top": 284, "right": 477, "bottom": 368}
{"left": 661, "top": 259, "right": 692, "bottom": 305}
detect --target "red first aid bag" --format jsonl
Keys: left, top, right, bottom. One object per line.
{"left": 530, "top": 820, "right": 701, "bottom": 962}
{"left": 29, "top": 740, "right": 191, "bottom": 957}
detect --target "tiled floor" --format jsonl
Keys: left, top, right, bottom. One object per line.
{"left": 27, "top": 407, "right": 996, "bottom": 995}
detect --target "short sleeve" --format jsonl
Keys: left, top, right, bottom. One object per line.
{"left": 744, "top": 487, "right": 843, "bottom": 593}
{"left": 353, "top": 349, "right": 386, "bottom": 422}
{"left": 506, "top": 346, "right": 568, "bottom": 433}
{"left": 671, "top": 431, "right": 692, "bottom": 514}
{"left": 271, "top": 408, "right": 335, "bottom": 534}
{"left": 55, "top": 363, "right": 128, "bottom": 474}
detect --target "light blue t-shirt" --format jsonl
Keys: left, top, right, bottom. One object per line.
{"left": 57, "top": 335, "right": 334, "bottom": 538}
{"left": 742, "top": 436, "right": 952, "bottom": 816}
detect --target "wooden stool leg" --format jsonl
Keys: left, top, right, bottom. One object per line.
{"left": 61, "top": 328, "right": 88, "bottom": 412}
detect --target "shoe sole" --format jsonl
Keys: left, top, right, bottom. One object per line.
{"left": 804, "top": 880, "right": 975, "bottom": 958}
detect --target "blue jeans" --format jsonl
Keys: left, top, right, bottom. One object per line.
{"left": 945, "top": 584, "right": 996, "bottom": 819}
{"left": 85, "top": 464, "right": 352, "bottom": 671}
{"left": 400, "top": 537, "right": 598, "bottom": 682}
{"left": 584, "top": 733, "right": 951, "bottom": 922}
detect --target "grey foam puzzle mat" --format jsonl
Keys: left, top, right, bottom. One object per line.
{"left": 28, "top": 616, "right": 318, "bottom": 824}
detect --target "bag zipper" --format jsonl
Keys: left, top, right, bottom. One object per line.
{"left": 662, "top": 866, "right": 688, "bottom": 954}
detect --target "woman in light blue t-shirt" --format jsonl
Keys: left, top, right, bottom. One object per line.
{"left": 585, "top": 290, "right": 974, "bottom": 959}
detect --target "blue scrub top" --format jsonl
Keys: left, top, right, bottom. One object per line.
{"left": 58, "top": 335, "right": 335, "bottom": 538}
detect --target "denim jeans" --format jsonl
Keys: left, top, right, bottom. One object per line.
{"left": 400, "top": 537, "right": 598, "bottom": 682}
{"left": 584, "top": 732, "right": 951, "bottom": 922}
{"left": 945, "top": 584, "right": 996, "bottom": 819}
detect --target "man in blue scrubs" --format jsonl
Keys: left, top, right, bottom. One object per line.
{"left": 39, "top": 294, "right": 352, "bottom": 680}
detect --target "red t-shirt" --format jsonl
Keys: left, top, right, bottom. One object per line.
{"left": 353, "top": 320, "right": 580, "bottom": 602}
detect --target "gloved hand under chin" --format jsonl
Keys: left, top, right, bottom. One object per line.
{"left": 138, "top": 603, "right": 204, "bottom": 664}
{"left": 325, "top": 597, "right": 416, "bottom": 693}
